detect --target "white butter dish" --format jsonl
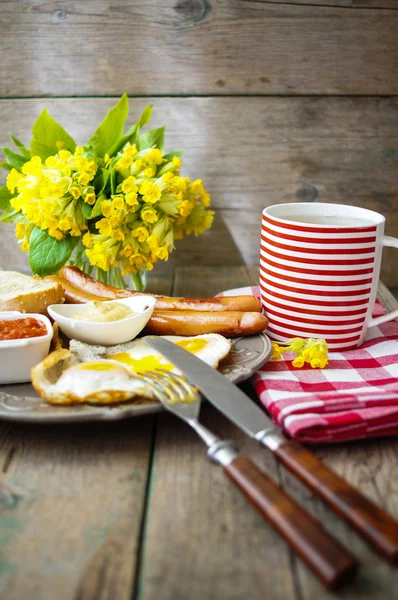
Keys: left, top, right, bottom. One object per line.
{"left": 47, "top": 295, "right": 157, "bottom": 346}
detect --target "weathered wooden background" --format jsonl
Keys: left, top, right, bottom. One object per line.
{"left": 0, "top": 0, "right": 397, "bottom": 285}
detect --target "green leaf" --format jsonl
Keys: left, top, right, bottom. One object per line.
{"left": 108, "top": 104, "right": 153, "bottom": 156}
{"left": 87, "top": 93, "right": 129, "bottom": 158}
{"left": 163, "top": 151, "right": 184, "bottom": 161}
{"left": 0, "top": 185, "right": 12, "bottom": 210}
{"left": 137, "top": 126, "right": 165, "bottom": 152}
{"left": 28, "top": 227, "right": 78, "bottom": 276}
{"left": 30, "top": 109, "right": 76, "bottom": 160}
{"left": 1, "top": 147, "right": 28, "bottom": 170}
{"left": 92, "top": 168, "right": 111, "bottom": 195}
{"left": 110, "top": 169, "right": 116, "bottom": 195}
{"left": 81, "top": 202, "right": 93, "bottom": 219}
{"left": 91, "top": 194, "right": 106, "bottom": 218}
{"left": 0, "top": 207, "right": 25, "bottom": 223}
{"left": 10, "top": 135, "right": 30, "bottom": 158}
{"left": 0, "top": 162, "right": 12, "bottom": 172}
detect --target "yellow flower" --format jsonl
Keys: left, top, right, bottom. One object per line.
{"left": 78, "top": 173, "right": 90, "bottom": 186}
{"left": 172, "top": 156, "right": 182, "bottom": 169}
{"left": 112, "top": 195, "right": 125, "bottom": 210}
{"left": 125, "top": 144, "right": 138, "bottom": 156}
{"left": 178, "top": 200, "right": 191, "bottom": 217}
{"left": 162, "top": 172, "right": 174, "bottom": 183}
{"left": 292, "top": 356, "right": 306, "bottom": 368}
{"left": 141, "top": 207, "right": 158, "bottom": 223}
{"left": 125, "top": 192, "right": 139, "bottom": 209}
{"left": 147, "top": 234, "right": 159, "bottom": 250}
{"left": 75, "top": 146, "right": 84, "bottom": 156}
{"left": 120, "top": 243, "right": 133, "bottom": 258}
{"left": 145, "top": 149, "right": 163, "bottom": 165}
{"left": 190, "top": 179, "right": 211, "bottom": 207}
{"left": 271, "top": 343, "right": 283, "bottom": 360}
{"left": 6, "top": 169, "right": 22, "bottom": 193}
{"left": 142, "top": 168, "right": 155, "bottom": 178}
{"left": 70, "top": 186, "right": 81, "bottom": 200}
{"left": 155, "top": 245, "right": 169, "bottom": 261}
{"left": 112, "top": 228, "right": 125, "bottom": 241}
{"left": 271, "top": 337, "right": 328, "bottom": 369}
{"left": 101, "top": 200, "right": 113, "bottom": 218}
{"left": 139, "top": 181, "right": 161, "bottom": 204}
{"left": 15, "top": 223, "right": 26, "bottom": 239}
{"left": 82, "top": 232, "right": 93, "bottom": 248}
{"left": 84, "top": 191, "right": 96, "bottom": 205}
{"left": 115, "top": 155, "right": 133, "bottom": 171}
{"left": 132, "top": 226, "right": 149, "bottom": 242}
{"left": 96, "top": 218, "right": 113, "bottom": 236}
{"left": 58, "top": 149, "right": 72, "bottom": 161}
{"left": 121, "top": 176, "right": 137, "bottom": 194}
{"left": 50, "top": 229, "right": 65, "bottom": 240}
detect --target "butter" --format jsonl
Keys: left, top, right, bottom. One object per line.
{"left": 73, "top": 300, "right": 134, "bottom": 323}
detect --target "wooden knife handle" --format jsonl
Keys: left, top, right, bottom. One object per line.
{"left": 223, "top": 456, "right": 358, "bottom": 589}
{"left": 274, "top": 439, "right": 398, "bottom": 563}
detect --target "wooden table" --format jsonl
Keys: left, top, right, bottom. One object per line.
{"left": 0, "top": 266, "right": 397, "bottom": 600}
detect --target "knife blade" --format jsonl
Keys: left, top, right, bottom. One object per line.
{"left": 146, "top": 336, "right": 398, "bottom": 564}
{"left": 147, "top": 337, "right": 278, "bottom": 440}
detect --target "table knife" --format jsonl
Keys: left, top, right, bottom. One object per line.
{"left": 139, "top": 368, "right": 357, "bottom": 589}
{"left": 147, "top": 337, "right": 398, "bottom": 563}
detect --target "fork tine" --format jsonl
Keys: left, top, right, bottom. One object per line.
{"left": 154, "top": 369, "right": 199, "bottom": 403}
{"left": 135, "top": 371, "right": 168, "bottom": 402}
{"left": 135, "top": 369, "right": 199, "bottom": 405}
{"left": 147, "top": 370, "right": 186, "bottom": 403}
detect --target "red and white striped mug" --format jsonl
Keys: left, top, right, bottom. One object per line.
{"left": 260, "top": 203, "right": 398, "bottom": 351}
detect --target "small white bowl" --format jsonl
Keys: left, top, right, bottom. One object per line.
{"left": 47, "top": 295, "right": 157, "bottom": 346}
{"left": 0, "top": 311, "right": 53, "bottom": 384}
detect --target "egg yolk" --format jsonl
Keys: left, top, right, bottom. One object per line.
{"left": 109, "top": 353, "right": 174, "bottom": 373}
{"left": 78, "top": 362, "right": 120, "bottom": 371}
{"left": 107, "top": 339, "right": 208, "bottom": 373}
{"left": 175, "top": 339, "right": 208, "bottom": 353}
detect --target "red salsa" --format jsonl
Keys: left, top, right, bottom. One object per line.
{"left": 0, "top": 317, "right": 48, "bottom": 341}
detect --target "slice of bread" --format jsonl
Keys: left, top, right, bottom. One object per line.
{"left": 0, "top": 271, "right": 64, "bottom": 314}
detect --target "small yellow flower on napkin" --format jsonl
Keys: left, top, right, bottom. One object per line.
{"left": 271, "top": 338, "right": 329, "bottom": 369}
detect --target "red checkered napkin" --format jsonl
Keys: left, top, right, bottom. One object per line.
{"left": 219, "top": 286, "right": 398, "bottom": 444}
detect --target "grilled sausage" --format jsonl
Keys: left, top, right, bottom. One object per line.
{"left": 45, "top": 276, "right": 107, "bottom": 304}
{"left": 144, "top": 311, "right": 268, "bottom": 337}
{"left": 59, "top": 266, "right": 262, "bottom": 312}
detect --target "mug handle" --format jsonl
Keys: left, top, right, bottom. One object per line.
{"left": 368, "top": 236, "right": 398, "bottom": 328}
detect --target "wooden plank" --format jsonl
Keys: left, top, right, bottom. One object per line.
{"left": 0, "top": 272, "right": 173, "bottom": 600}
{"left": 137, "top": 266, "right": 298, "bottom": 600}
{"left": 252, "top": 0, "right": 398, "bottom": 6}
{"left": 0, "top": 419, "right": 153, "bottom": 600}
{"left": 0, "top": 1, "right": 397, "bottom": 95}
{"left": 1, "top": 97, "right": 398, "bottom": 283}
{"left": 247, "top": 267, "right": 398, "bottom": 599}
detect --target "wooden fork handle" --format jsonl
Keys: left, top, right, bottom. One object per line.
{"left": 273, "top": 439, "right": 398, "bottom": 563}
{"left": 223, "top": 456, "right": 358, "bottom": 589}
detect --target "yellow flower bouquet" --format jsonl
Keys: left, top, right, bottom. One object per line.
{"left": 0, "top": 94, "right": 214, "bottom": 291}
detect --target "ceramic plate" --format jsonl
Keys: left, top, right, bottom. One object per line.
{"left": 0, "top": 333, "right": 271, "bottom": 423}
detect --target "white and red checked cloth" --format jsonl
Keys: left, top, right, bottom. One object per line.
{"left": 219, "top": 286, "right": 398, "bottom": 444}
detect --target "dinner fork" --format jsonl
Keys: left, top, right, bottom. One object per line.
{"left": 135, "top": 369, "right": 357, "bottom": 589}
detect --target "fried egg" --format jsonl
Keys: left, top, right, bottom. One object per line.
{"left": 31, "top": 334, "right": 231, "bottom": 405}
{"left": 70, "top": 334, "right": 231, "bottom": 373}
